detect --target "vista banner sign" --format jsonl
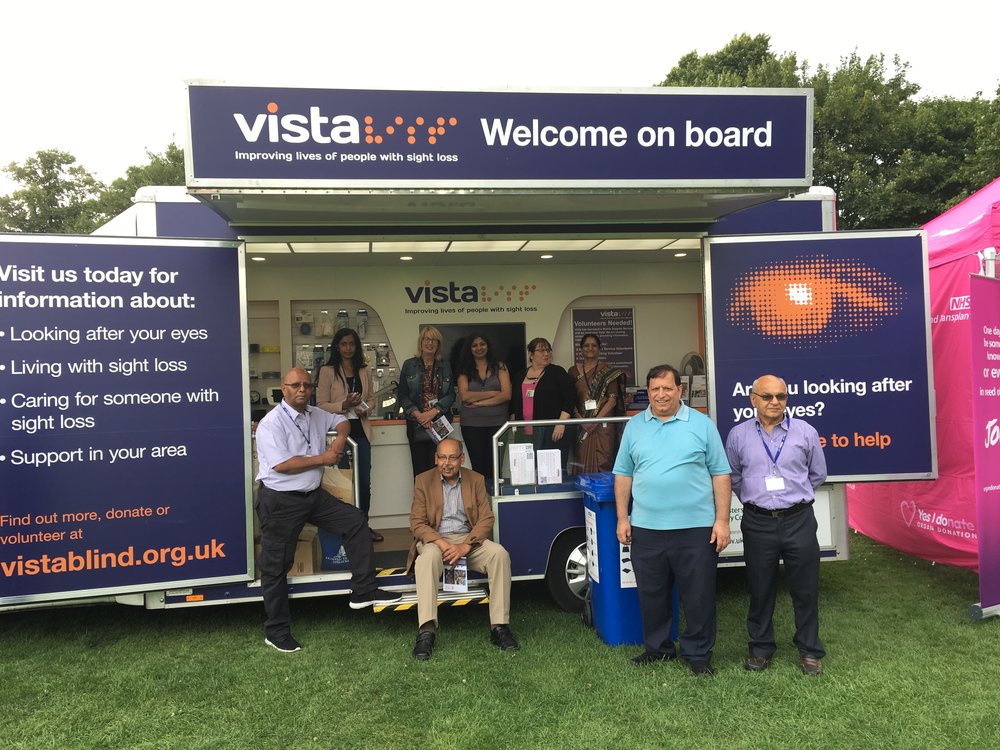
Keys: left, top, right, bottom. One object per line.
{"left": 186, "top": 83, "right": 811, "bottom": 187}
{"left": 706, "top": 231, "right": 936, "bottom": 481}
{"left": 0, "top": 235, "right": 249, "bottom": 604}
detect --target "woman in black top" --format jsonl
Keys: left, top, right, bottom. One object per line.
{"left": 510, "top": 337, "right": 576, "bottom": 459}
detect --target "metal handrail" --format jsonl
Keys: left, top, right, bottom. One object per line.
{"left": 489, "top": 416, "right": 631, "bottom": 494}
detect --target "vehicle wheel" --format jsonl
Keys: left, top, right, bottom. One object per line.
{"left": 546, "top": 528, "right": 588, "bottom": 613}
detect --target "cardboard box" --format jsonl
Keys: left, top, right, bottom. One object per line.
{"left": 290, "top": 526, "right": 322, "bottom": 576}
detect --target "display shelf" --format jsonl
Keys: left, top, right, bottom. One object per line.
{"left": 248, "top": 301, "right": 281, "bottom": 411}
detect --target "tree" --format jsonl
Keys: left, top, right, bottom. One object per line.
{"left": 659, "top": 33, "right": 801, "bottom": 88}
{"left": 961, "top": 85, "right": 1000, "bottom": 197}
{"left": 809, "top": 52, "right": 922, "bottom": 228}
{"left": 90, "top": 143, "right": 186, "bottom": 225}
{"left": 657, "top": 36, "right": 1000, "bottom": 229}
{"left": 0, "top": 150, "right": 104, "bottom": 233}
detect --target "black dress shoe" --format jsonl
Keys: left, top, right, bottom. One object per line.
{"left": 412, "top": 631, "right": 435, "bottom": 660}
{"left": 745, "top": 655, "right": 771, "bottom": 672}
{"left": 629, "top": 650, "right": 677, "bottom": 666}
{"left": 689, "top": 660, "right": 715, "bottom": 677}
{"left": 490, "top": 624, "right": 519, "bottom": 651}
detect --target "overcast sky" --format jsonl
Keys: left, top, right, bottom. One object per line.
{"left": 2, "top": 1, "right": 996, "bottom": 195}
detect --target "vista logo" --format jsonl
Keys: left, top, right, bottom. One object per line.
{"left": 406, "top": 281, "right": 479, "bottom": 303}
{"left": 234, "top": 102, "right": 361, "bottom": 145}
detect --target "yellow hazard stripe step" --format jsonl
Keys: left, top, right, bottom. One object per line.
{"left": 375, "top": 597, "right": 489, "bottom": 613}
{"left": 375, "top": 590, "right": 490, "bottom": 613}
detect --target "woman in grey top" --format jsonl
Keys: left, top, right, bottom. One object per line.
{"left": 457, "top": 334, "right": 511, "bottom": 493}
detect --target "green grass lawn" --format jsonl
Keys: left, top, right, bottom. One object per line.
{"left": 3, "top": 532, "right": 998, "bottom": 749}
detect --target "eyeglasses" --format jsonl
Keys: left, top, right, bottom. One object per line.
{"left": 283, "top": 382, "right": 314, "bottom": 390}
{"left": 532, "top": 346, "right": 552, "bottom": 353}
{"left": 753, "top": 392, "right": 788, "bottom": 401}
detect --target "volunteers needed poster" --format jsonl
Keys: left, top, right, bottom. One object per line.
{"left": 0, "top": 235, "right": 249, "bottom": 604}
{"left": 706, "top": 231, "right": 935, "bottom": 481}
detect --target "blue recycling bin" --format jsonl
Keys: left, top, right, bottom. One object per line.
{"left": 576, "top": 472, "right": 678, "bottom": 647}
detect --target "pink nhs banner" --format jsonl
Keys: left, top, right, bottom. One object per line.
{"left": 970, "top": 274, "right": 1000, "bottom": 610}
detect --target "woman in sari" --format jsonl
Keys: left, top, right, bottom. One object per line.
{"left": 569, "top": 334, "right": 626, "bottom": 473}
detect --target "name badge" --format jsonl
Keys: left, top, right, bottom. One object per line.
{"left": 765, "top": 475, "right": 786, "bottom": 492}
{"left": 526, "top": 389, "right": 535, "bottom": 398}
{"left": 585, "top": 399, "right": 598, "bottom": 411}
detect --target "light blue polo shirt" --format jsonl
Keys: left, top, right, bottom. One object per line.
{"left": 612, "top": 403, "right": 731, "bottom": 530}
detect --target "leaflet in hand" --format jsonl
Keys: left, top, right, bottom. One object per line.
{"left": 424, "top": 414, "right": 455, "bottom": 443}
{"left": 442, "top": 556, "right": 468, "bottom": 592}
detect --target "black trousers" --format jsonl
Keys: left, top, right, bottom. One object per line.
{"left": 460, "top": 424, "right": 499, "bottom": 493}
{"left": 741, "top": 504, "right": 825, "bottom": 659}
{"left": 631, "top": 525, "right": 718, "bottom": 663}
{"left": 256, "top": 484, "right": 376, "bottom": 640}
{"left": 406, "top": 422, "right": 437, "bottom": 477}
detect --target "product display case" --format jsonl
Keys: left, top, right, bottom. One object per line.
{"left": 247, "top": 300, "right": 281, "bottom": 415}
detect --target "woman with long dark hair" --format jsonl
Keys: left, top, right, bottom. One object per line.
{"left": 457, "top": 334, "right": 511, "bottom": 492}
{"left": 316, "top": 327, "right": 382, "bottom": 541}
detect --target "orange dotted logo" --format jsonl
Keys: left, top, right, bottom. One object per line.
{"left": 479, "top": 283, "right": 537, "bottom": 303}
{"left": 365, "top": 114, "right": 458, "bottom": 145}
{"left": 726, "top": 256, "right": 906, "bottom": 347}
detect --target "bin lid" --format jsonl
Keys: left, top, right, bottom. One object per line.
{"left": 575, "top": 472, "right": 615, "bottom": 496}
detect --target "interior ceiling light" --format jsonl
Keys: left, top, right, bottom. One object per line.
{"left": 594, "top": 239, "right": 672, "bottom": 251}
{"left": 373, "top": 241, "right": 448, "bottom": 253}
{"left": 250, "top": 256, "right": 267, "bottom": 262}
{"left": 523, "top": 239, "right": 601, "bottom": 252}
{"left": 244, "top": 242, "right": 291, "bottom": 253}
{"left": 290, "top": 241, "right": 370, "bottom": 253}
{"left": 400, "top": 256, "right": 414, "bottom": 261}
{"left": 665, "top": 238, "right": 703, "bottom": 250}
{"left": 674, "top": 252, "right": 688, "bottom": 258}
{"left": 540, "top": 254, "right": 554, "bottom": 260}
{"left": 448, "top": 240, "right": 525, "bottom": 252}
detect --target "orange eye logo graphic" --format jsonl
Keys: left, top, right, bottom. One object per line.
{"left": 726, "top": 255, "right": 907, "bottom": 347}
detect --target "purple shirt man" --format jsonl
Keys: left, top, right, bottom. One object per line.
{"left": 724, "top": 374, "right": 828, "bottom": 677}
{"left": 725, "top": 415, "right": 827, "bottom": 511}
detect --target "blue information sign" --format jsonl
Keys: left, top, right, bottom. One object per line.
{"left": 186, "top": 84, "right": 811, "bottom": 187}
{"left": 0, "top": 236, "right": 249, "bottom": 604}
{"left": 706, "top": 231, "right": 935, "bottom": 481}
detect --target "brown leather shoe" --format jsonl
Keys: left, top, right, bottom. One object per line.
{"left": 745, "top": 655, "right": 770, "bottom": 672}
{"left": 800, "top": 655, "right": 823, "bottom": 676}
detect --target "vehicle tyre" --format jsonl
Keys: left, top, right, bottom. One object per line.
{"left": 546, "top": 528, "right": 588, "bottom": 613}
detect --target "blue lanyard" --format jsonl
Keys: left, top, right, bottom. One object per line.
{"left": 755, "top": 415, "right": 790, "bottom": 467}
{"left": 280, "top": 402, "right": 312, "bottom": 452}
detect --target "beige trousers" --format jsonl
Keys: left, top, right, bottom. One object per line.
{"left": 414, "top": 534, "right": 511, "bottom": 629}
